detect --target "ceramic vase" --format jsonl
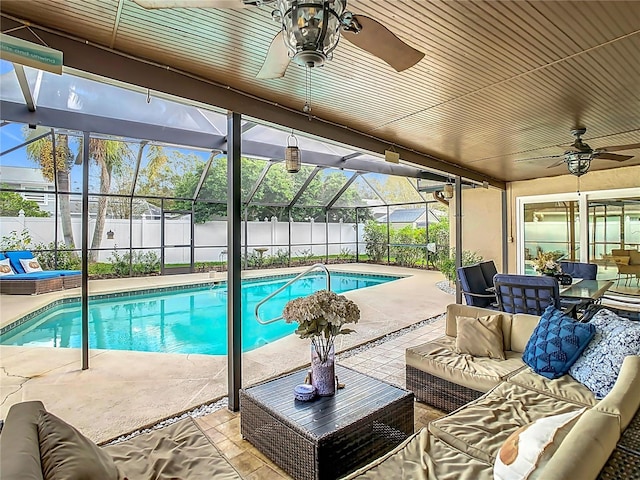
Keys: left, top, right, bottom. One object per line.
{"left": 311, "top": 343, "right": 335, "bottom": 396}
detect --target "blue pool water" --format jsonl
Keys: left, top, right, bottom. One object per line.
{"left": 0, "top": 272, "right": 400, "bottom": 355}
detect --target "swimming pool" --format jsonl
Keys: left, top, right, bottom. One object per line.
{"left": 0, "top": 272, "right": 401, "bottom": 355}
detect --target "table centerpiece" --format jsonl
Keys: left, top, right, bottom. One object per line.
{"left": 283, "top": 289, "right": 360, "bottom": 396}
{"left": 533, "top": 251, "right": 562, "bottom": 276}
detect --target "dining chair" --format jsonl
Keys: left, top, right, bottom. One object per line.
{"left": 493, "top": 274, "right": 561, "bottom": 316}
{"left": 559, "top": 261, "right": 598, "bottom": 314}
{"left": 560, "top": 261, "right": 597, "bottom": 280}
{"left": 456, "top": 264, "right": 497, "bottom": 309}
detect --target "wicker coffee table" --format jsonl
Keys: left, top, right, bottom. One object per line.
{"left": 240, "top": 365, "right": 414, "bottom": 480}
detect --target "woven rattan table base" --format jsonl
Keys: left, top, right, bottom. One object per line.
{"left": 240, "top": 365, "right": 414, "bottom": 480}
{"left": 406, "top": 365, "right": 484, "bottom": 413}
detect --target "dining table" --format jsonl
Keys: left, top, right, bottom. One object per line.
{"left": 560, "top": 279, "right": 614, "bottom": 302}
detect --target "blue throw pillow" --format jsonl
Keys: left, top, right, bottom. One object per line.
{"left": 523, "top": 305, "right": 596, "bottom": 379}
{"left": 569, "top": 309, "right": 640, "bottom": 399}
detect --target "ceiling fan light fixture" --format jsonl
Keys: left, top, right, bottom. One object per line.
{"left": 566, "top": 152, "right": 592, "bottom": 177}
{"left": 277, "top": 0, "right": 346, "bottom": 68}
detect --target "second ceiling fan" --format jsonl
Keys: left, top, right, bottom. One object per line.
{"left": 133, "top": 0, "right": 425, "bottom": 79}
{"left": 518, "top": 127, "right": 640, "bottom": 177}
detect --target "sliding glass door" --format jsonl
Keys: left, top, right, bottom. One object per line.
{"left": 518, "top": 190, "right": 640, "bottom": 278}
{"left": 522, "top": 201, "right": 579, "bottom": 274}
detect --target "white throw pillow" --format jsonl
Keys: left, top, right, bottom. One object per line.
{"left": 494, "top": 408, "right": 585, "bottom": 480}
{"left": 20, "top": 257, "right": 43, "bottom": 273}
{"left": 0, "top": 258, "right": 15, "bottom": 276}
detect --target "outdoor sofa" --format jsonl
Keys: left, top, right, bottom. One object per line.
{"left": 342, "top": 303, "right": 640, "bottom": 479}
{"left": 0, "top": 400, "right": 242, "bottom": 480}
{"left": 0, "top": 251, "right": 80, "bottom": 295}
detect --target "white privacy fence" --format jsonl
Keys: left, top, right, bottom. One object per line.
{"left": 1, "top": 214, "right": 361, "bottom": 263}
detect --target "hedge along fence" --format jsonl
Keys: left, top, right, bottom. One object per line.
{"left": 361, "top": 220, "right": 451, "bottom": 268}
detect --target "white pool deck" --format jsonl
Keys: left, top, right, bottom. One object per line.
{"left": 0, "top": 264, "right": 452, "bottom": 443}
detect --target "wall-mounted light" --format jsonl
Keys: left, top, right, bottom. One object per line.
{"left": 106, "top": 230, "right": 114, "bottom": 240}
{"left": 285, "top": 131, "right": 301, "bottom": 173}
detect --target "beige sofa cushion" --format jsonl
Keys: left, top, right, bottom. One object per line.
{"left": 0, "top": 401, "right": 45, "bottom": 480}
{"left": 445, "top": 304, "right": 540, "bottom": 353}
{"left": 406, "top": 336, "right": 525, "bottom": 393}
{"left": 593, "top": 355, "right": 640, "bottom": 431}
{"left": 428, "top": 381, "right": 588, "bottom": 465}
{"left": 446, "top": 304, "right": 514, "bottom": 351}
{"left": 536, "top": 409, "right": 620, "bottom": 480}
{"left": 455, "top": 315, "right": 506, "bottom": 360}
{"left": 341, "top": 428, "right": 493, "bottom": 480}
{"left": 509, "top": 314, "right": 541, "bottom": 353}
{"left": 507, "top": 368, "right": 597, "bottom": 407}
{"left": 38, "top": 411, "right": 121, "bottom": 480}
{"left": 104, "top": 417, "right": 241, "bottom": 480}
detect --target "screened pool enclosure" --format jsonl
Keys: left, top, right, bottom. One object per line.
{"left": 0, "top": 60, "right": 457, "bottom": 275}
{"left": 1, "top": 60, "right": 475, "bottom": 411}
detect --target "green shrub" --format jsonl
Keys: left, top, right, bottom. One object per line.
{"left": 32, "top": 242, "right": 81, "bottom": 270}
{"left": 0, "top": 229, "right": 32, "bottom": 251}
{"left": 109, "top": 249, "right": 160, "bottom": 277}
{"left": 363, "top": 221, "right": 388, "bottom": 263}
{"left": 296, "top": 248, "right": 315, "bottom": 265}
{"left": 435, "top": 248, "right": 483, "bottom": 282}
{"left": 266, "top": 248, "right": 289, "bottom": 267}
{"left": 391, "top": 226, "right": 426, "bottom": 267}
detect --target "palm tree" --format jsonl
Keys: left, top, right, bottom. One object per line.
{"left": 25, "top": 128, "right": 76, "bottom": 247}
{"left": 86, "top": 138, "right": 132, "bottom": 261}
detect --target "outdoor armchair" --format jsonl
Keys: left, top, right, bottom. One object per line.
{"left": 456, "top": 263, "right": 498, "bottom": 309}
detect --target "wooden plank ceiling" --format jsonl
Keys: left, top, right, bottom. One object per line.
{"left": 1, "top": 0, "right": 639, "bottom": 182}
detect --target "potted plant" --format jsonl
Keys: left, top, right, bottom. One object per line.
{"left": 533, "top": 251, "right": 562, "bottom": 276}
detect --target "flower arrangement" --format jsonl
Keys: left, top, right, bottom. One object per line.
{"left": 532, "top": 251, "right": 562, "bottom": 275}
{"left": 282, "top": 290, "right": 360, "bottom": 363}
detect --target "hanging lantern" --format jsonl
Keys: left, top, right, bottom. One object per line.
{"left": 443, "top": 183, "right": 454, "bottom": 199}
{"left": 285, "top": 132, "right": 301, "bottom": 173}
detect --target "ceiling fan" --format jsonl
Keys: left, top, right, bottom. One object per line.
{"left": 518, "top": 127, "right": 640, "bottom": 177}
{"left": 132, "top": 0, "right": 425, "bottom": 79}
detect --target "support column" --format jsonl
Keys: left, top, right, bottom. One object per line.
{"left": 227, "top": 111, "right": 242, "bottom": 412}
{"left": 455, "top": 176, "right": 463, "bottom": 304}
{"left": 501, "top": 190, "right": 508, "bottom": 273}
{"left": 81, "top": 132, "right": 90, "bottom": 369}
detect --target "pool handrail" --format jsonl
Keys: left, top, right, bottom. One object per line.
{"left": 254, "top": 263, "right": 331, "bottom": 325}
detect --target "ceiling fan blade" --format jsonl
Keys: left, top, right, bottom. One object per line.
{"left": 599, "top": 143, "right": 640, "bottom": 152}
{"left": 596, "top": 152, "right": 634, "bottom": 162}
{"left": 514, "top": 154, "right": 563, "bottom": 163}
{"left": 256, "top": 32, "right": 291, "bottom": 79}
{"left": 547, "top": 158, "right": 568, "bottom": 168}
{"left": 342, "top": 15, "right": 424, "bottom": 72}
{"left": 132, "top": 0, "right": 246, "bottom": 9}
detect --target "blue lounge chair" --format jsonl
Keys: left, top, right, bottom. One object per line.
{"left": 0, "top": 251, "right": 80, "bottom": 294}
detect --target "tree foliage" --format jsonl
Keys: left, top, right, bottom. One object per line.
{"left": 24, "top": 128, "right": 76, "bottom": 246}
{"left": 176, "top": 158, "right": 369, "bottom": 223}
{"left": 368, "top": 176, "right": 421, "bottom": 204}
{"left": 0, "top": 191, "right": 49, "bottom": 217}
